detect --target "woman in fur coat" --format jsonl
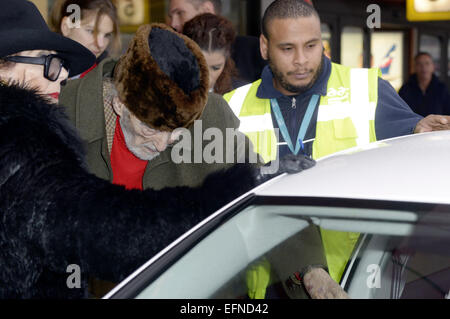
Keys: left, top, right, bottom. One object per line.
{"left": 0, "top": 0, "right": 313, "bottom": 299}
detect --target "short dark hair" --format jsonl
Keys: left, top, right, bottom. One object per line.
{"left": 414, "top": 52, "right": 433, "bottom": 62}
{"left": 189, "top": 0, "right": 222, "bottom": 14}
{"left": 262, "top": 0, "right": 320, "bottom": 39}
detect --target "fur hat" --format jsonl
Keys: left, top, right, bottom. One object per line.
{"left": 114, "top": 23, "right": 209, "bottom": 132}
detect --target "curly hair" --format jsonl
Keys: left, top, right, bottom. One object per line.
{"left": 183, "top": 13, "right": 238, "bottom": 95}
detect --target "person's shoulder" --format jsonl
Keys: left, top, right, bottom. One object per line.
{"left": 201, "top": 93, "right": 240, "bottom": 129}
{"left": 401, "top": 74, "right": 417, "bottom": 87}
{"left": 99, "top": 57, "right": 119, "bottom": 77}
{"left": 79, "top": 57, "right": 118, "bottom": 83}
{"left": 67, "top": 57, "right": 117, "bottom": 85}
{"left": 203, "top": 92, "right": 231, "bottom": 115}
{"left": 61, "top": 57, "right": 118, "bottom": 105}
{"left": 433, "top": 76, "right": 449, "bottom": 93}
{"left": 334, "top": 62, "right": 380, "bottom": 76}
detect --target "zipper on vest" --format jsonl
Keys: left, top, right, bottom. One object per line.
{"left": 291, "top": 97, "right": 296, "bottom": 109}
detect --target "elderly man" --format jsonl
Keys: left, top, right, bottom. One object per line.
{"left": 168, "top": 0, "right": 267, "bottom": 83}
{"left": 61, "top": 23, "right": 261, "bottom": 193}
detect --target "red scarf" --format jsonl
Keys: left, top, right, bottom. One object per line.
{"left": 110, "top": 118, "right": 148, "bottom": 190}
{"left": 79, "top": 63, "right": 97, "bottom": 78}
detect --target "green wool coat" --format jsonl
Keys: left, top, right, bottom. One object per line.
{"left": 60, "top": 58, "right": 257, "bottom": 190}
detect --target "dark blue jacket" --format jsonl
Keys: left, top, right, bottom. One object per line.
{"left": 399, "top": 74, "right": 450, "bottom": 117}
{"left": 257, "top": 56, "right": 423, "bottom": 158}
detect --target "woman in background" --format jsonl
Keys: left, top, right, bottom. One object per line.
{"left": 183, "top": 13, "right": 244, "bottom": 95}
{"left": 49, "top": 0, "right": 121, "bottom": 78}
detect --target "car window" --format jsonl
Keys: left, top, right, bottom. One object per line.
{"left": 133, "top": 202, "right": 450, "bottom": 299}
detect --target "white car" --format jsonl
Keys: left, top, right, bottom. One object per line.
{"left": 105, "top": 131, "right": 450, "bottom": 299}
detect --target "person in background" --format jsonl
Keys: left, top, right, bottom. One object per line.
{"left": 168, "top": 0, "right": 267, "bottom": 83}
{"left": 399, "top": 52, "right": 450, "bottom": 117}
{"left": 183, "top": 13, "right": 243, "bottom": 94}
{"left": 49, "top": 0, "right": 121, "bottom": 78}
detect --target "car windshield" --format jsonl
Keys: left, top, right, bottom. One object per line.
{"left": 127, "top": 198, "right": 450, "bottom": 299}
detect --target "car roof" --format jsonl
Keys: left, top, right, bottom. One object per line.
{"left": 104, "top": 131, "right": 450, "bottom": 299}
{"left": 256, "top": 131, "right": 450, "bottom": 205}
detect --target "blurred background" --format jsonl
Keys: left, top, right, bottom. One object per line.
{"left": 30, "top": 0, "right": 450, "bottom": 90}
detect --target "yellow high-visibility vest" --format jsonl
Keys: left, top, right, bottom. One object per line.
{"left": 224, "top": 63, "right": 381, "bottom": 292}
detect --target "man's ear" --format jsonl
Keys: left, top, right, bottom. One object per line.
{"left": 260, "top": 34, "right": 269, "bottom": 61}
{"left": 112, "top": 96, "right": 125, "bottom": 117}
{"left": 200, "top": 1, "right": 216, "bottom": 14}
{"left": 60, "top": 16, "right": 71, "bottom": 36}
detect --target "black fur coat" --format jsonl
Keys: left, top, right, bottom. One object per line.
{"left": 0, "top": 84, "right": 258, "bottom": 299}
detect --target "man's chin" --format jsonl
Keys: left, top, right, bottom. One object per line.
{"left": 142, "top": 152, "right": 160, "bottom": 161}
{"left": 283, "top": 81, "right": 313, "bottom": 95}
{"left": 130, "top": 148, "right": 160, "bottom": 161}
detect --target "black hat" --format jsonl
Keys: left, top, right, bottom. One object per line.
{"left": 0, "top": 0, "right": 95, "bottom": 77}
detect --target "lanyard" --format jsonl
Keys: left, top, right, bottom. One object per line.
{"left": 270, "top": 94, "right": 320, "bottom": 155}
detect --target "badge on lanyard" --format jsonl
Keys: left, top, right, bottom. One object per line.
{"left": 271, "top": 94, "right": 320, "bottom": 156}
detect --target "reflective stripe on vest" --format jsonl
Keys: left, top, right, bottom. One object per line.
{"left": 224, "top": 80, "right": 277, "bottom": 162}
{"left": 227, "top": 83, "right": 253, "bottom": 116}
{"left": 225, "top": 81, "right": 278, "bottom": 162}
{"left": 224, "top": 64, "right": 381, "bottom": 296}
{"left": 316, "top": 66, "right": 379, "bottom": 282}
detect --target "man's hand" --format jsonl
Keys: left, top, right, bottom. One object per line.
{"left": 303, "top": 267, "right": 350, "bottom": 299}
{"left": 257, "top": 154, "right": 316, "bottom": 181}
{"left": 414, "top": 115, "right": 450, "bottom": 133}
{"left": 278, "top": 154, "right": 316, "bottom": 174}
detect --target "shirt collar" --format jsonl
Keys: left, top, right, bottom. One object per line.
{"left": 411, "top": 73, "right": 439, "bottom": 89}
{"left": 257, "top": 55, "right": 331, "bottom": 99}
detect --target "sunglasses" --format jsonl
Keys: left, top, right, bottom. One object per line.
{"left": 3, "top": 54, "right": 68, "bottom": 81}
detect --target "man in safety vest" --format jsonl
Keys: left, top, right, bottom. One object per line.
{"left": 224, "top": 0, "right": 450, "bottom": 299}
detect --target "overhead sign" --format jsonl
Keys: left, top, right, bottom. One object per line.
{"left": 117, "top": 0, "right": 147, "bottom": 26}
{"left": 406, "top": 0, "right": 450, "bottom": 21}
{"left": 116, "top": 0, "right": 150, "bottom": 32}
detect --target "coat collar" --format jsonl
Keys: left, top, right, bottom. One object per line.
{"left": 69, "top": 58, "right": 116, "bottom": 144}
